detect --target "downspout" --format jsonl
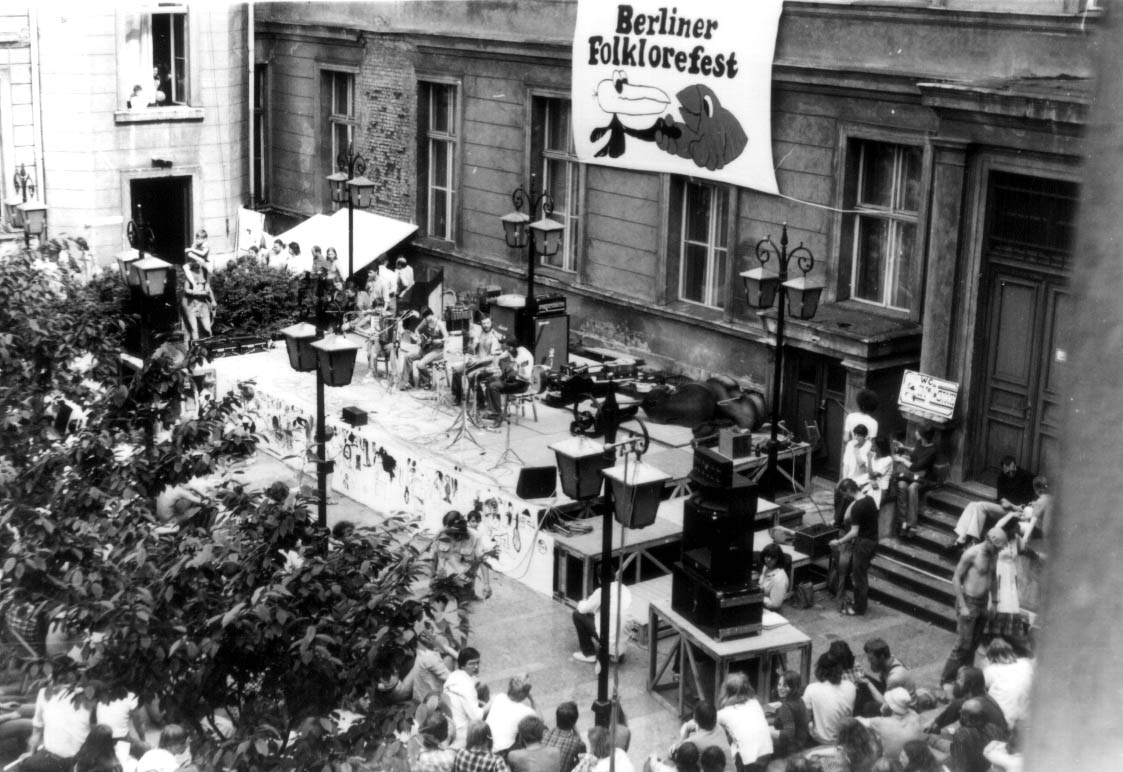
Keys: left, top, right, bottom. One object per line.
{"left": 28, "top": 7, "right": 46, "bottom": 211}
{"left": 247, "top": 1, "right": 255, "bottom": 206}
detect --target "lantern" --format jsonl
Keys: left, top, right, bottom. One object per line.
{"left": 603, "top": 461, "right": 672, "bottom": 529}
{"left": 740, "top": 267, "right": 781, "bottom": 309}
{"left": 550, "top": 435, "right": 610, "bottom": 501}
{"left": 279, "top": 322, "right": 318, "bottom": 372}
{"left": 311, "top": 334, "right": 360, "bottom": 387}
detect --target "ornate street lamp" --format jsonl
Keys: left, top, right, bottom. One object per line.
{"left": 9, "top": 163, "right": 35, "bottom": 228}
{"left": 500, "top": 177, "right": 561, "bottom": 348}
{"left": 739, "top": 223, "right": 823, "bottom": 499}
{"left": 327, "top": 144, "right": 375, "bottom": 278}
{"left": 280, "top": 276, "right": 359, "bottom": 527}
{"left": 18, "top": 202, "right": 48, "bottom": 248}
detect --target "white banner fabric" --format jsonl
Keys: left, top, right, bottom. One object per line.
{"left": 572, "top": 0, "right": 783, "bottom": 194}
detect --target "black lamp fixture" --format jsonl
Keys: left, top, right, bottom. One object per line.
{"left": 500, "top": 177, "right": 562, "bottom": 346}
{"left": 550, "top": 406, "right": 668, "bottom": 728}
{"left": 279, "top": 279, "right": 360, "bottom": 528}
{"left": 10, "top": 163, "right": 34, "bottom": 229}
{"left": 739, "top": 223, "right": 823, "bottom": 499}
{"left": 18, "top": 202, "right": 48, "bottom": 248}
{"left": 327, "top": 143, "right": 375, "bottom": 278}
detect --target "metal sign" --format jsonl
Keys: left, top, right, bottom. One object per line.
{"left": 898, "top": 370, "right": 959, "bottom": 424}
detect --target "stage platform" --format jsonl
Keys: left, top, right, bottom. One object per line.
{"left": 211, "top": 345, "right": 744, "bottom": 597}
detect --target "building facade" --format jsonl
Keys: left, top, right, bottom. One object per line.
{"left": 1, "top": 4, "right": 249, "bottom": 266}
{"left": 255, "top": 0, "right": 1097, "bottom": 485}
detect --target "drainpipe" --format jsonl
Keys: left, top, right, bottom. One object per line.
{"left": 28, "top": 7, "right": 46, "bottom": 211}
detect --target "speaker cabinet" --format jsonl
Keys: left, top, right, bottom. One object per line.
{"left": 682, "top": 492, "right": 757, "bottom": 587}
{"left": 516, "top": 466, "right": 558, "bottom": 499}
{"left": 671, "top": 562, "right": 763, "bottom": 641}
{"left": 525, "top": 312, "right": 568, "bottom": 368}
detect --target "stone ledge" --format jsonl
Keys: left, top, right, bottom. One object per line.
{"left": 114, "top": 106, "right": 205, "bottom": 125}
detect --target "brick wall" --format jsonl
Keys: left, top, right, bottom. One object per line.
{"left": 356, "top": 37, "right": 416, "bottom": 224}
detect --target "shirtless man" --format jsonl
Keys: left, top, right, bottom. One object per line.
{"left": 939, "top": 528, "right": 1004, "bottom": 692}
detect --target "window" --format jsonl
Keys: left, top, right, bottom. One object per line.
{"left": 253, "top": 64, "right": 268, "bottom": 203}
{"left": 325, "top": 71, "right": 355, "bottom": 167}
{"left": 844, "top": 140, "right": 922, "bottom": 311}
{"left": 676, "top": 179, "right": 729, "bottom": 307}
{"left": 121, "top": 8, "right": 190, "bottom": 107}
{"left": 418, "top": 81, "right": 458, "bottom": 241}
{"left": 532, "top": 96, "right": 580, "bottom": 271}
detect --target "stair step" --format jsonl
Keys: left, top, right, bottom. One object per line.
{"left": 867, "top": 573, "right": 956, "bottom": 632}
{"left": 926, "top": 487, "right": 974, "bottom": 517}
{"left": 919, "top": 506, "right": 959, "bottom": 534}
{"left": 878, "top": 537, "right": 957, "bottom": 580}
{"left": 870, "top": 555, "right": 955, "bottom": 605}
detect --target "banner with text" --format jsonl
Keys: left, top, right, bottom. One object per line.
{"left": 572, "top": 0, "right": 783, "bottom": 194}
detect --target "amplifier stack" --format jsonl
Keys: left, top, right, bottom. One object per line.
{"left": 670, "top": 442, "right": 764, "bottom": 640}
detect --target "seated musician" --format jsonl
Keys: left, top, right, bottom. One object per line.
{"left": 484, "top": 338, "right": 533, "bottom": 425}
{"left": 452, "top": 315, "right": 504, "bottom": 407}
{"left": 399, "top": 305, "right": 448, "bottom": 390}
{"left": 343, "top": 282, "right": 400, "bottom": 383}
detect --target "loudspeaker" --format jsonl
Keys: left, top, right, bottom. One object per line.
{"left": 671, "top": 561, "right": 763, "bottom": 641}
{"left": 528, "top": 312, "right": 568, "bottom": 368}
{"left": 682, "top": 491, "right": 757, "bottom": 587}
{"left": 490, "top": 302, "right": 519, "bottom": 342}
{"left": 516, "top": 466, "right": 557, "bottom": 499}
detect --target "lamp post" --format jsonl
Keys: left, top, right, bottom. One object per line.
{"left": 118, "top": 207, "right": 174, "bottom": 357}
{"left": 739, "top": 223, "right": 823, "bottom": 500}
{"left": 500, "top": 178, "right": 563, "bottom": 349}
{"left": 280, "top": 274, "right": 359, "bottom": 528}
{"left": 326, "top": 144, "right": 375, "bottom": 278}
{"left": 551, "top": 396, "right": 669, "bottom": 728}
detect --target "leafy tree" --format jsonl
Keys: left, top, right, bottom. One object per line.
{"left": 209, "top": 256, "right": 303, "bottom": 339}
{"left": 0, "top": 247, "right": 466, "bottom": 770}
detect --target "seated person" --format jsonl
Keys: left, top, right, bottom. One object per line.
{"left": 924, "top": 666, "right": 1008, "bottom": 740}
{"left": 758, "top": 543, "right": 790, "bottom": 611}
{"left": 951, "top": 456, "right": 1036, "bottom": 549}
{"left": 856, "top": 638, "right": 916, "bottom": 715}
{"left": 507, "top": 716, "right": 561, "bottom": 772}
{"left": 866, "top": 437, "right": 894, "bottom": 509}
{"left": 892, "top": 425, "right": 939, "bottom": 538}
{"left": 484, "top": 338, "right": 533, "bottom": 423}
{"left": 676, "top": 702, "right": 733, "bottom": 772}
{"left": 451, "top": 315, "right": 503, "bottom": 407}
{"left": 399, "top": 306, "right": 447, "bottom": 390}
{"left": 571, "top": 580, "right": 631, "bottom": 664}
{"left": 856, "top": 687, "right": 922, "bottom": 761}
{"left": 485, "top": 674, "right": 538, "bottom": 754}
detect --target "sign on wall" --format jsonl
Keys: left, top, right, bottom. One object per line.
{"left": 572, "top": 0, "right": 783, "bottom": 194}
{"left": 898, "top": 370, "right": 959, "bottom": 425}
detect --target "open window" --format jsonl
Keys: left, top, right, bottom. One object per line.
{"left": 121, "top": 6, "right": 190, "bottom": 109}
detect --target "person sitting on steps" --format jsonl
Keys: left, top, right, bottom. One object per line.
{"left": 891, "top": 425, "right": 939, "bottom": 538}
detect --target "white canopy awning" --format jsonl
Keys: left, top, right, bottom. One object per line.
{"left": 274, "top": 209, "right": 418, "bottom": 278}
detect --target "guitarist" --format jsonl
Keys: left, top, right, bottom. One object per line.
{"left": 399, "top": 305, "right": 448, "bottom": 390}
{"left": 484, "top": 338, "right": 533, "bottom": 424}
{"left": 451, "top": 315, "right": 504, "bottom": 407}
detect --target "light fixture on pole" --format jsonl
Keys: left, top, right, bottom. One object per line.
{"left": 327, "top": 144, "right": 375, "bottom": 278}
{"left": 130, "top": 256, "right": 174, "bottom": 298}
{"left": 9, "top": 164, "right": 35, "bottom": 229}
{"left": 18, "top": 202, "right": 48, "bottom": 248}
{"left": 500, "top": 177, "right": 562, "bottom": 349}
{"left": 280, "top": 275, "right": 359, "bottom": 528}
{"left": 739, "top": 223, "right": 823, "bottom": 500}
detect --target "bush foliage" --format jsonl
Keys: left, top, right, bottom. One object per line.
{"left": 0, "top": 246, "right": 462, "bottom": 771}
{"left": 209, "top": 256, "right": 303, "bottom": 338}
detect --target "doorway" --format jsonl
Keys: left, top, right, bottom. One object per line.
{"left": 130, "top": 176, "right": 193, "bottom": 264}
{"left": 787, "top": 351, "right": 847, "bottom": 477}
{"left": 970, "top": 171, "right": 1075, "bottom": 482}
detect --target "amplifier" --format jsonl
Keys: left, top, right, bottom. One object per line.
{"left": 691, "top": 444, "right": 736, "bottom": 489}
{"left": 719, "top": 428, "right": 755, "bottom": 460}
{"left": 444, "top": 305, "right": 472, "bottom": 333}
{"left": 792, "top": 522, "right": 839, "bottom": 559}
{"left": 682, "top": 491, "right": 756, "bottom": 587}
{"left": 536, "top": 293, "right": 567, "bottom": 315}
{"left": 671, "top": 562, "right": 763, "bottom": 641}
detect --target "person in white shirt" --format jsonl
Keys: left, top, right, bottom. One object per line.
{"left": 715, "top": 672, "right": 773, "bottom": 770}
{"left": 25, "top": 684, "right": 96, "bottom": 766}
{"left": 758, "top": 543, "right": 790, "bottom": 611}
{"left": 443, "top": 647, "right": 489, "bottom": 749}
{"left": 982, "top": 638, "right": 1033, "bottom": 726}
{"left": 485, "top": 339, "right": 534, "bottom": 420}
{"left": 803, "top": 652, "right": 858, "bottom": 745}
{"left": 395, "top": 256, "right": 416, "bottom": 298}
{"left": 842, "top": 389, "right": 880, "bottom": 457}
{"left": 485, "top": 674, "right": 538, "bottom": 753}
{"left": 867, "top": 437, "right": 895, "bottom": 508}
{"left": 135, "top": 724, "right": 191, "bottom": 772}
{"left": 834, "top": 423, "right": 872, "bottom": 530}
{"left": 571, "top": 580, "right": 632, "bottom": 663}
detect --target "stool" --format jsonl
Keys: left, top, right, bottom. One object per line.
{"left": 506, "top": 391, "right": 538, "bottom": 423}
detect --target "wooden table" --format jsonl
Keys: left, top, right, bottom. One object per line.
{"left": 647, "top": 596, "right": 812, "bottom": 717}
{"left": 665, "top": 441, "right": 814, "bottom": 503}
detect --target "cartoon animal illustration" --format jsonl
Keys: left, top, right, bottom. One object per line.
{"left": 655, "top": 84, "right": 747, "bottom": 171}
{"left": 589, "top": 70, "right": 673, "bottom": 158}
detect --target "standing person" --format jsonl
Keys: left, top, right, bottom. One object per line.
{"left": 310, "top": 245, "right": 328, "bottom": 277}
{"left": 542, "top": 702, "right": 585, "bottom": 772}
{"left": 983, "top": 512, "right": 1038, "bottom": 655}
{"left": 443, "top": 648, "right": 490, "bottom": 750}
{"left": 324, "top": 247, "right": 345, "bottom": 284}
{"left": 891, "top": 426, "right": 938, "bottom": 538}
{"left": 803, "top": 653, "right": 857, "bottom": 746}
{"left": 715, "top": 673, "right": 772, "bottom": 771}
{"left": 507, "top": 717, "right": 562, "bottom": 772}
{"left": 431, "top": 511, "right": 493, "bottom": 603}
{"left": 939, "top": 528, "right": 1003, "bottom": 693}
{"left": 830, "top": 479, "right": 879, "bottom": 616}
{"left": 571, "top": 580, "right": 632, "bottom": 664}
{"left": 843, "top": 388, "right": 880, "bottom": 453}
{"left": 485, "top": 675, "right": 537, "bottom": 755}
{"left": 396, "top": 255, "right": 416, "bottom": 298}
{"left": 184, "top": 230, "right": 209, "bottom": 270}
{"left": 834, "top": 424, "right": 871, "bottom": 530}
{"left": 400, "top": 306, "right": 447, "bottom": 390}
{"left": 22, "top": 683, "right": 98, "bottom": 772}
{"left": 283, "top": 242, "right": 302, "bottom": 273}
{"left": 769, "top": 670, "right": 811, "bottom": 759}
{"left": 266, "top": 238, "right": 286, "bottom": 267}
{"left": 454, "top": 722, "right": 510, "bottom": 772}
{"left": 180, "top": 259, "right": 216, "bottom": 342}
{"left": 950, "top": 458, "right": 1036, "bottom": 550}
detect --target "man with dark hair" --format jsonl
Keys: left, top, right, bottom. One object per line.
{"left": 507, "top": 716, "right": 561, "bottom": 772}
{"left": 542, "top": 702, "right": 585, "bottom": 772}
{"left": 892, "top": 425, "right": 939, "bottom": 537}
{"left": 485, "top": 338, "right": 533, "bottom": 423}
{"left": 444, "top": 647, "right": 489, "bottom": 749}
{"left": 400, "top": 305, "right": 448, "bottom": 390}
{"left": 951, "top": 456, "right": 1036, "bottom": 550}
{"left": 925, "top": 666, "right": 1008, "bottom": 738}
{"left": 830, "top": 479, "right": 879, "bottom": 616}
{"left": 856, "top": 638, "right": 917, "bottom": 715}
{"left": 677, "top": 701, "right": 733, "bottom": 772}
{"left": 802, "top": 653, "right": 856, "bottom": 746}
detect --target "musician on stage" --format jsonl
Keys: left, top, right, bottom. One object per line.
{"left": 484, "top": 338, "right": 533, "bottom": 423}
{"left": 451, "top": 315, "right": 504, "bottom": 408}
{"left": 400, "top": 305, "right": 448, "bottom": 390}
{"left": 343, "top": 277, "right": 403, "bottom": 383}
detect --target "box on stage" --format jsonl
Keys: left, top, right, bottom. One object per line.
{"left": 718, "top": 427, "right": 755, "bottom": 459}
{"left": 671, "top": 561, "right": 763, "bottom": 641}
{"left": 792, "top": 522, "right": 837, "bottom": 559}
{"left": 341, "top": 406, "right": 368, "bottom": 426}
